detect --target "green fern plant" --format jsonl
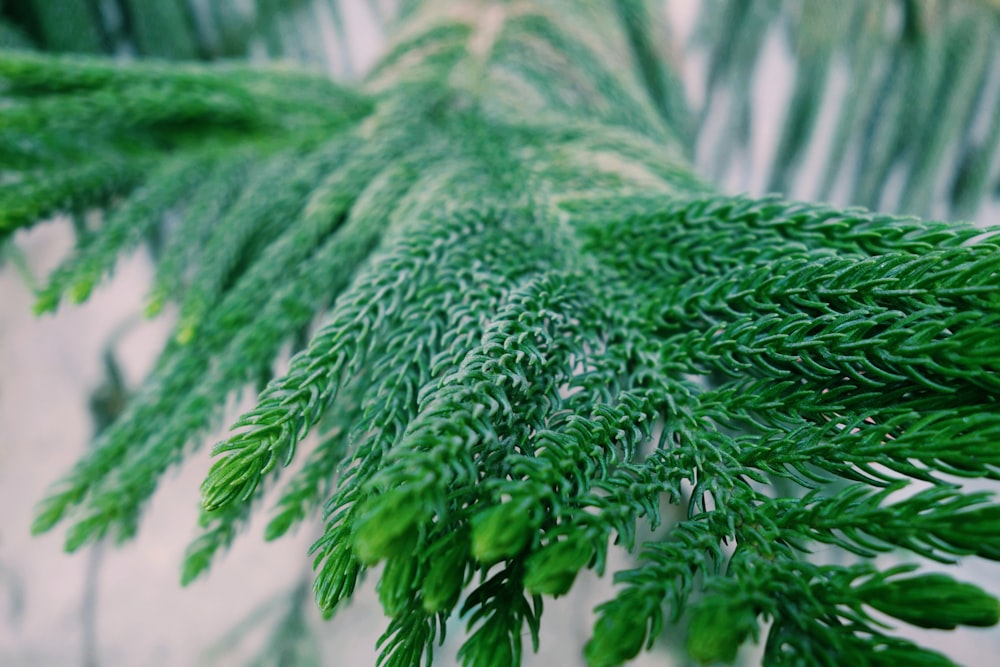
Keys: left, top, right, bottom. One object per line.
{"left": 4, "top": 0, "right": 1000, "bottom": 665}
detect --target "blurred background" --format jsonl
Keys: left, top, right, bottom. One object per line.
{"left": 1, "top": 0, "right": 999, "bottom": 665}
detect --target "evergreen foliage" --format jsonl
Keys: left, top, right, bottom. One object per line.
{"left": 4, "top": 0, "right": 1000, "bottom": 665}
{"left": 0, "top": 0, "right": 368, "bottom": 69}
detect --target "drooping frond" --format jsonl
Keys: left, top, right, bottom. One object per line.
{"left": 5, "top": 52, "right": 375, "bottom": 545}
{"left": 0, "top": 0, "right": 387, "bottom": 74}
{"left": 9, "top": 1, "right": 1000, "bottom": 666}
{"left": 0, "top": 50, "right": 371, "bottom": 245}
{"left": 692, "top": 0, "right": 1000, "bottom": 222}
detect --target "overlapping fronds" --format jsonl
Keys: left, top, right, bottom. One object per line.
{"left": 0, "top": 50, "right": 372, "bottom": 245}
{"left": 0, "top": 0, "right": 387, "bottom": 74}
{"left": 1, "top": 50, "right": 375, "bottom": 546}
{"left": 9, "top": 0, "right": 1000, "bottom": 666}
{"left": 693, "top": 0, "right": 1000, "bottom": 222}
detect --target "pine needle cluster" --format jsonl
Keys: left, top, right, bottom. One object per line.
{"left": 4, "top": 0, "right": 1000, "bottom": 665}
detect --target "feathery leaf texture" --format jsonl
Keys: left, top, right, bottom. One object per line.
{"left": 7, "top": 0, "right": 1000, "bottom": 665}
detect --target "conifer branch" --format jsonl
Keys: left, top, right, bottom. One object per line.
{"left": 8, "top": 1, "right": 1000, "bottom": 665}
